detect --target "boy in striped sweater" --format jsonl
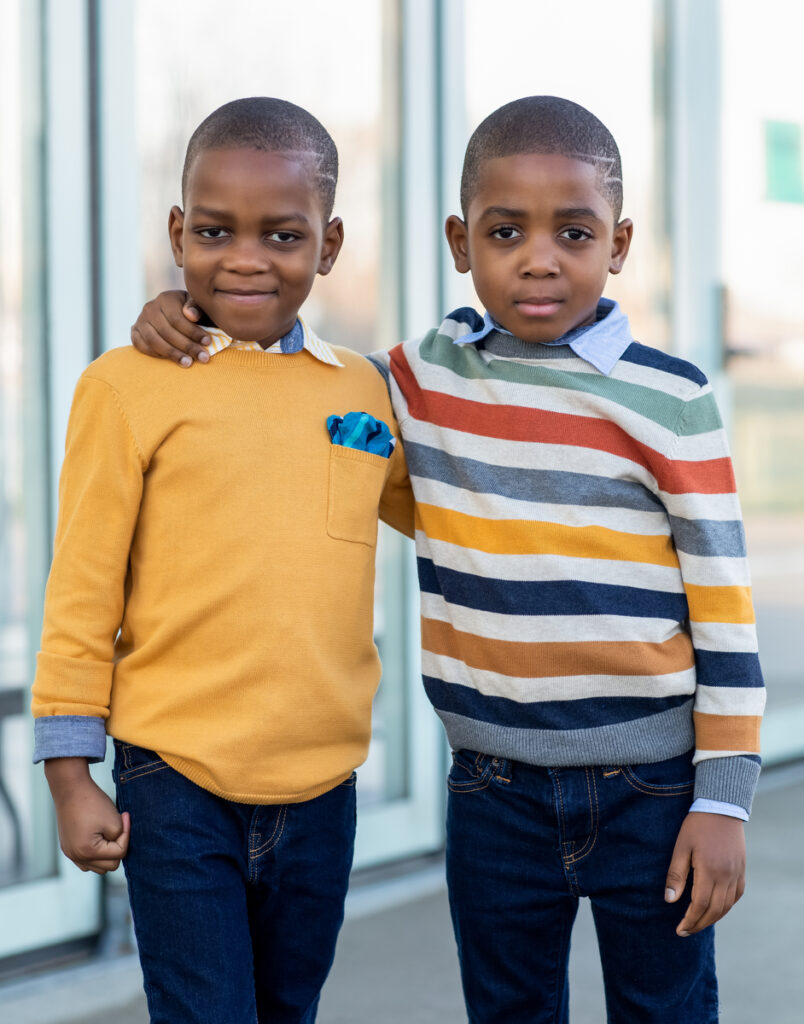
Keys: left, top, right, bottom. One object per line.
{"left": 134, "top": 97, "right": 762, "bottom": 1023}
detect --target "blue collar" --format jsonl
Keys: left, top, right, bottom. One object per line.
{"left": 451, "top": 298, "right": 633, "bottom": 376}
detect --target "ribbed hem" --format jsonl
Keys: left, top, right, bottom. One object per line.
{"left": 33, "top": 715, "right": 107, "bottom": 763}
{"left": 693, "top": 756, "right": 761, "bottom": 816}
{"left": 437, "top": 700, "right": 696, "bottom": 769}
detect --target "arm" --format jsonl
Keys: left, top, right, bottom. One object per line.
{"left": 32, "top": 373, "right": 144, "bottom": 764}
{"left": 661, "top": 383, "right": 764, "bottom": 933}
{"left": 45, "top": 758, "right": 130, "bottom": 874}
{"left": 131, "top": 290, "right": 212, "bottom": 366}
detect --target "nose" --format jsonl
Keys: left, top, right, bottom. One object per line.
{"left": 520, "top": 235, "right": 560, "bottom": 277}
{"left": 221, "top": 238, "right": 271, "bottom": 274}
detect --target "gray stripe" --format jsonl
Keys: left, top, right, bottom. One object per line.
{"left": 366, "top": 354, "right": 391, "bottom": 387}
{"left": 694, "top": 755, "right": 761, "bottom": 815}
{"left": 436, "top": 699, "right": 695, "bottom": 768}
{"left": 669, "top": 515, "right": 747, "bottom": 557}
{"left": 405, "top": 441, "right": 665, "bottom": 512}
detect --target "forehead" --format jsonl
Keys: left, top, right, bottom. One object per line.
{"left": 184, "top": 147, "right": 324, "bottom": 215}
{"left": 469, "top": 152, "right": 614, "bottom": 223}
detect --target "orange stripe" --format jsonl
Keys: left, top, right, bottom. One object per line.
{"left": 685, "top": 584, "right": 755, "bottom": 624}
{"left": 693, "top": 711, "right": 761, "bottom": 753}
{"left": 422, "top": 617, "right": 695, "bottom": 679}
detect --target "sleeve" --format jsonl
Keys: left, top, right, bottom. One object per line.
{"left": 367, "top": 349, "right": 415, "bottom": 538}
{"left": 30, "top": 374, "right": 145, "bottom": 758}
{"left": 665, "top": 386, "right": 765, "bottom": 815}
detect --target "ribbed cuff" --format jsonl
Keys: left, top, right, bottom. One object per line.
{"left": 693, "top": 755, "right": 761, "bottom": 816}
{"left": 33, "top": 716, "right": 107, "bottom": 764}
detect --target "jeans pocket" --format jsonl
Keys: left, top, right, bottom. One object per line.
{"left": 619, "top": 751, "right": 695, "bottom": 797}
{"left": 447, "top": 750, "right": 497, "bottom": 793}
{"left": 114, "top": 741, "right": 170, "bottom": 784}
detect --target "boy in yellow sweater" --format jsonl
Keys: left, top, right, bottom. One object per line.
{"left": 31, "top": 97, "right": 412, "bottom": 1024}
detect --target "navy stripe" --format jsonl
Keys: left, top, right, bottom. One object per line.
{"left": 366, "top": 353, "right": 391, "bottom": 386}
{"left": 417, "top": 558, "right": 689, "bottom": 621}
{"left": 670, "top": 515, "right": 747, "bottom": 557}
{"left": 619, "top": 342, "right": 708, "bottom": 387}
{"left": 444, "top": 306, "right": 486, "bottom": 332}
{"left": 695, "top": 650, "right": 764, "bottom": 688}
{"left": 406, "top": 441, "right": 665, "bottom": 512}
{"left": 423, "top": 676, "right": 692, "bottom": 730}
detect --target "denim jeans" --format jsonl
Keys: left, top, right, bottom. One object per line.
{"left": 446, "top": 750, "right": 718, "bottom": 1024}
{"left": 113, "top": 741, "right": 356, "bottom": 1024}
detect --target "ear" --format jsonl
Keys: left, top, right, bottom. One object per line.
{"left": 445, "top": 215, "right": 471, "bottom": 274}
{"left": 317, "top": 217, "right": 345, "bottom": 277}
{"left": 168, "top": 206, "right": 185, "bottom": 268}
{"left": 609, "top": 217, "right": 633, "bottom": 275}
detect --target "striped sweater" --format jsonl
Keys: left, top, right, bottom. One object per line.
{"left": 372, "top": 307, "right": 764, "bottom": 813}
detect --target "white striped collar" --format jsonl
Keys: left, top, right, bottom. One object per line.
{"left": 203, "top": 316, "right": 344, "bottom": 367}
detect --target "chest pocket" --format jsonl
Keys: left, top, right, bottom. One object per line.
{"left": 327, "top": 445, "right": 389, "bottom": 546}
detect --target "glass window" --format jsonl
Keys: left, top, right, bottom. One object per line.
{"left": 722, "top": 0, "right": 804, "bottom": 758}
{"left": 0, "top": 0, "right": 54, "bottom": 888}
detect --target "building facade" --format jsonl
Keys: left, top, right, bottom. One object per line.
{"left": 1, "top": 0, "right": 802, "bottom": 968}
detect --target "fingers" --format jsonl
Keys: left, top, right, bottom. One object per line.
{"left": 131, "top": 321, "right": 211, "bottom": 367}
{"left": 664, "top": 839, "right": 691, "bottom": 905}
{"left": 677, "top": 877, "right": 738, "bottom": 936}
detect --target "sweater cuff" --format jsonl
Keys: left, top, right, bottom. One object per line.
{"left": 33, "top": 716, "right": 107, "bottom": 764}
{"left": 693, "top": 755, "right": 761, "bottom": 816}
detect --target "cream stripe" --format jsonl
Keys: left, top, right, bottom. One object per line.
{"left": 419, "top": 535, "right": 686, "bottom": 591}
{"left": 421, "top": 650, "right": 697, "bottom": 702}
{"left": 419, "top": 591, "right": 687, "bottom": 644}
{"left": 694, "top": 684, "right": 766, "bottom": 717}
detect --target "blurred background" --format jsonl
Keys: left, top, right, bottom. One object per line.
{"left": 1, "top": 0, "right": 803, "bottom": 1019}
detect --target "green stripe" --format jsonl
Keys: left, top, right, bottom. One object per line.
{"left": 677, "top": 393, "right": 723, "bottom": 436}
{"left": 422, "top": 333, "right": 691, "bottom": 432}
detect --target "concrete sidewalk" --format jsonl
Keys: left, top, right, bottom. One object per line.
{"left": 2, "top": 764, "right": 803, "bottom": 1023}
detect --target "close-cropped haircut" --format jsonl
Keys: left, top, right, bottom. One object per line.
{"left": 181, "top": 97, "right": 338, "bottom": 218}
{"left": 460, "top": 96, "right": 623, "bottom": 221}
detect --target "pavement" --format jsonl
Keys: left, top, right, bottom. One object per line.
{"left": 1, "top": 762, "right": 803, "bottom": 1023}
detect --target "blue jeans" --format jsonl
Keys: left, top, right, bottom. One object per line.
{"left": 113, "top": 742, "right": 356, "bottom": 1024}
{"left": 446, "top": 750, "right": 718, "bottom": 1023}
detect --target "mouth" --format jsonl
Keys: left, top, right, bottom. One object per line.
{"left": 514, "top": 298, "right": 563, "bottom": 318}
{"left": 216, "top": 288, "right": 277, "bottom": 306}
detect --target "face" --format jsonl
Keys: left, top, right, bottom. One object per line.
{"left": 446, "top": 152, "right": 632, "bottom": 343}
{"left": 169, "top": 148, "right": 343, "bottom": 346}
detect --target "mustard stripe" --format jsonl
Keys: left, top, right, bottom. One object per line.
{"left": 416, "top": 502, "right": 680, "bottom": 567}
{"left": 686, "top": 583, "right": 756, "bottom": 624}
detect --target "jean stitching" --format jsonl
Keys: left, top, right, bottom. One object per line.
{"left": 251, "top": 804, "right": 288, "bottom": 856}
{"left": 621, "top": 767, "right": 694, "bottom": 797}
{"left": 120, "top": 762, "right": 169, "bottom": 784}
{"left": 566, "top": 768, "right": 599, "bottom": 864}
{"left": 122, "top": 744, "right": 131, "bottom": 771}
{"left": 447, "top": 771, "right": 493, "bottom": 793}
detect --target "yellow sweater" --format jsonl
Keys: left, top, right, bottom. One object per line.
{"left": 32, "top": 344, "right": 413, "bottom": 803}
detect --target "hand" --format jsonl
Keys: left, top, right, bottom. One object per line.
{"left": 130, "top": 290, "right": 212, "bottom": 367}
{"left": 664, "top": 812, "right": 746, "bottom": 936}
{"left": 45, "top": 758, "right": 131, "bottom": 874}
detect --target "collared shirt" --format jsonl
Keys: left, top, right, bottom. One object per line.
{"left": 204, "top": 316, "right": 344, "bottom": 367}
{"left": 452, "top": 298, "right": 632, "bottom": 376}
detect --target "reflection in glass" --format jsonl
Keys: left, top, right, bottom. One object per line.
{"left": 0, "top": 0, "right": 54, "bottom": 887}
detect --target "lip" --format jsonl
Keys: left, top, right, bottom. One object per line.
{"left": 514, "top": 298, "right": 563, "bottom": 318}
{"left": 216, "top": 289, "right": 277, "bottom": 306}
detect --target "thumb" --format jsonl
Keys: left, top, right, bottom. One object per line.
{"left": 117, "top": 811, "right": 131, "bottom": 856}
{"left": 182, "top": 294, "right": 202, "bottom": 322}
{"left": 665, "top": 839, "right": 691, "bottom": 903}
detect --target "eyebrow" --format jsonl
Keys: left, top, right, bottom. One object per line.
{"left": 477, "top": 204, "right": 607, "bottom": 224}
{"left": 189, "top": 205, "right": 311, "bottom": 225}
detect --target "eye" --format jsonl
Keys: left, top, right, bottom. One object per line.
{"left": 560, "top": 226, "right": 593, "bottom": 242}
{"left": 266, "top": 230, "right": 301, "bottom": 243}
{"left": 197, "top": 227, "right": 229, "bottom": 240}
{"left": 491, "top": 225, "right": 521, "bottom": 240}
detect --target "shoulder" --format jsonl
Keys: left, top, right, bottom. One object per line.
{"left": 618, "top": 341, "right": 709, "bottom": 390}
{"left": 80, "top": 346, "right": 174, "bottom": 392}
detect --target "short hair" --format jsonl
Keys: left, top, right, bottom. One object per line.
{"left": 460, "top": 96, "right": 623, "bottom": 221}
{"left": 182, "top": 97, "right": 338, "bottom": 218}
